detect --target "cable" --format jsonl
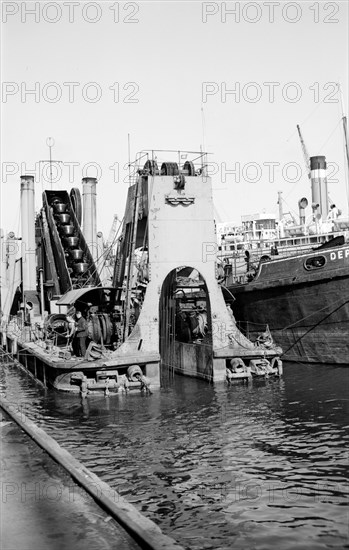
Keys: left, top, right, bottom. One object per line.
{"left": 281, "top": 298, "right": 349, "bottom": 357}
{"left": 282, "top": 293, "right": 348, "bottom": 330}
{"left": 81, "top": 216, "right": 125, "bottom": 288}
{"left": 318, "top": 118, "right": 342, "bottom": 153}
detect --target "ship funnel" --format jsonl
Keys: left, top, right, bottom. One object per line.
{"left": 310, "top": 156, "right": 328, "bottom": 221}
{"left": 20, "top": 175, "right": 36, "bottom": 292}
{"left": 82, "top": 176, "right": 97, "bottom": 262}
{"left": 298, "top": 197, "right": 308, "bottom": 226}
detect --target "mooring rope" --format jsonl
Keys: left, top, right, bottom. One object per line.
{"left": 282, "top": 293, "right": 349, "bottom": 331}
{"left": 281, "top": 298, "right": 349, "bottom": 357}
{"left": 236, "top": 293, "right": 349, "bottom": 333}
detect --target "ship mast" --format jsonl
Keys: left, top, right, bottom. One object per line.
{"left": 339, "top": 84, "right": 349, "bottom": 215}
{"left": 40, "top": 137, "right": 61, "bottom": 192}
{"left": 277, "top": 191, "right": 283, "bottom": 221}
{"left": 342, "top": 115, "right": 349, "bottom": 170}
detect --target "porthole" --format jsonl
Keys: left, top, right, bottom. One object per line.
{"left": 304, "top": 256, "right": 326, "bottom": 270}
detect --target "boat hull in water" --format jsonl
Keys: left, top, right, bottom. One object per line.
{"left": 227, "top": 245, "right": 349, "bottom": 365}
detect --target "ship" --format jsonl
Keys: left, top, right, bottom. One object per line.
{"left": 0, "top": 148, "right": 284, "bottom": 393}
{"left": 225, "top": 239, "right": 349, "bottom": 364}
{"left": 218, "top": 124, "right": 349, "bottom": 364}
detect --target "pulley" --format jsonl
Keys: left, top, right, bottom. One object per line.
{"left": 161, "top": 162, "right": 179, "bottom": 176}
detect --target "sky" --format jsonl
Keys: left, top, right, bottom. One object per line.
{"left": 1, "top": 0, "right": 348, "bottom": 238}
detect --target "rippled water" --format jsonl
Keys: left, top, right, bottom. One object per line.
{"left": 1, "top": 361, "right": 348, "bottom": 550}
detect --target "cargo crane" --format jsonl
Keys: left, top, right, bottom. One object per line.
{"left": 296, "top": 124, "right": 311, "bottom": 179}
{"left": 106, "top": 214, "right": 119, "bottom": 249}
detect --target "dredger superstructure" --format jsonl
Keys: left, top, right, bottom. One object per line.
{"left": 0, "top": 149, "right": 283, "bottom": 393}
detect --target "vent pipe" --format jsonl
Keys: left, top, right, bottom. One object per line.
{"left": 298, "top": 197, "right": 308, "bottom": 226}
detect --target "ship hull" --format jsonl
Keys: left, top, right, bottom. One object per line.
{"left": 227, "top": 246, "right": 349, "bottom": 365}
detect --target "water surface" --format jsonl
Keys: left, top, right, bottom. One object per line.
{"left": 1, "top": 362, "right": 348, "bottom": 549}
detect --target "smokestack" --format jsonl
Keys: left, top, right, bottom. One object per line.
{"left": 82, "top": 176, "right": 97, "bottom": 262}
{"left": 298, "top": 197, "right": 308, "bottom": 226}
{"left": 310, "top": 156, "right": 328, "bottom": 221}
{"left": 20, "top": 175, "right": 36, "bottom": 292}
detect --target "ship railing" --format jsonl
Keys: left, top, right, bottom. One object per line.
{"left": 129, "top": 149, "right": 211, "bottom": 179}
{"left": 333, "top": 218, "right": 349, "bottom": 232}
{"left": 219, "top": 229, "right": 349, "bottom": 265}
{"left": 219, "top": 227, "right": 349, "bottom": 252}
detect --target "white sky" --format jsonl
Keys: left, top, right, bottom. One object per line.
{"left": 1, "top": 1, "right": 348, "bottom": 237}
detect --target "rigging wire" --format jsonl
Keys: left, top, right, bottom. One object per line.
{"left": 318, "top": 118, "right": 343, "bottom": 153}
{"left": 80, "top": 216, "right": 124, "bottom": 288}
{"left": 286, "top": 101, "right": 323, "bottom": 144}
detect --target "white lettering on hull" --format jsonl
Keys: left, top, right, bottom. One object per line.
{"left": 330, "top": 248, "right": 349, "bottom": 261}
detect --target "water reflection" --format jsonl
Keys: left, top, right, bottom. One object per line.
{"left": 1, "top": 362, "right": 348, "bottom": 550}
